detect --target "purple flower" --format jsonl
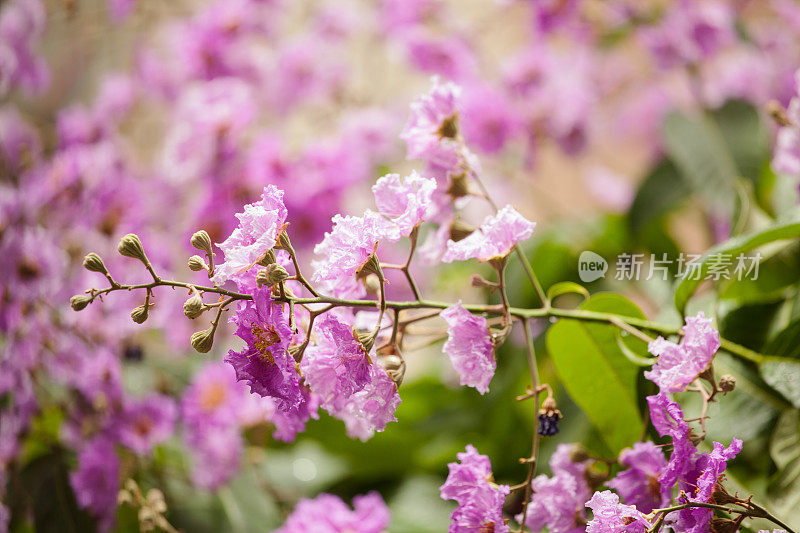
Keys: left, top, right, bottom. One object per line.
{"left": 773, "top": 73, "right": 800, "bottom": 176}
{"left": 312, "top": 211, "right": 400, "bottom": 298}
{"left": 440, "top": 303, "right": 496, "bottom": 394}
{"left": 70, "top": 437, "right": 120, "bottom": 532}
{"left": 644, "top": 312, "right": 719, "bottom": 393}
{"left": 401, "top": 77, "right": 461, "bottom": 162}
{"left": 372, "top": 171, "right": 436, "bottom": 236}
{"left": 186, "top": 424, "right": 243, "bottom": 490}
{"left": 440, "top": 445, "right": 510, "bottom": 533}
{"left": 680, "top": 439, "right": 742, "bottom": 503}
{"left": 402, "top": 30, "right": 477, "bottom": 81}
{"left": 274, "top": 491, "right": 391, "bottom": 533}
{"left": 607, "top": 441, "right": 668, "bottom": 513}
{"left": 585, "top": 491, "right": 652, "bottom": 533}
{"left": 212, "top": 185, "right": 289, "bottom": 285}
{"left": 460, "top": 84, "right": 518, "bottom": 154}
{"left": 269, "top": 388, "right": 320, "bottom": 443}
{"left": 646, "top": 393, "right": 695, "bottom": 499}
{"left": 119, "top": 394, "right": 177, "bottom": 455}
{"left": 300, "top": 314, "right": 372, "bottom": 410}
{"left": 638, "top": 0, "right": 735, "bottom": 69}
{"left": 226, "top": 288, "right": 301, "bottom": 410}
{"left": 443, "top": 206, "right": 535, "bottom": 263}
{"left": 521, "top": 444, "right": 591, "bottom": 533}
{"left": 329, "top": 362, "right": 401, "bottom": 441}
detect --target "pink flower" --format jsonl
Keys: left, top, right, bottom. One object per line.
{"left": 443, "top": 206, "right": 535, "bottom": 262}
{"left": 460, "top": 84, "right": 518, "bottom": 154}
{"left": 521, "top": 444, "right": 591, "bottom": 533}
{"left": 639, "top": 0, "right": 735, "bottom": 69}
{"left": 401, "top": 77, "right": 461, "bottom": 162}
{"left": 606, "top": 441, "right": 668, "bottom": 513}
{"left": 312, "top": 211, "right": 400, "bottom": 298}
{"left": 440, "top": 445, "right": 510, "bottom": 533}
{"left": 440, "top": 303, "right": 496, "bottom": 394}
{"left": 328, "top": 362, "right": 401, "bottom": 441}
{"left": 402, "top": 30, "right": 477, "bottom": 81}
{"left": 585, "top": 491, "right": 651, "bottom": 533}
{"left": 212, "top": 185, "right": 289, "bottom": 285}
{"left": 119, "top": 394, "right": 177, "bottom": 455}
{"left": 372, "top": 171, "right": 436, "bottom": 236}
{"left": 644, "top": 312, "right": 720, "bottom": 393}
{"left": 300, "top": 314, "right": 372, "bottom": 411}
{"left": 226, "top": 288, "right": 301, "bottom": 410}
{"left": 70, "top": 437, "right": 120, "bottom": 532}
{"left": 275, "top": 491, "right": 391, "bottom": 533}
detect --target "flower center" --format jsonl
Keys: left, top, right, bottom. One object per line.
{"left": 200, "top": 382, "right": 227, "bottom": 411}
{"left": 252, "top": 323, "right": 281, "bottom": 364}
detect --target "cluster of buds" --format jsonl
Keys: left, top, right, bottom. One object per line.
{"left": 117, "top": 479, "right": 178, "bottom": 533}
{"left": 189, "top": 230, "right": 214, "bottom": 277}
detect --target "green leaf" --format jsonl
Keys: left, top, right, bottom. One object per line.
{"left": 719, "top": 301, "right": 782, "bottom": 352}
{"left": 771, "top": 409, "right": 800, "bottom": 470}
{"left": 628, "top": 159, "right": 690, "bottom": 236}
{"left": 710, "top": 100, "right": 770, "bottom": 185}
{"left": 767, "top": 410, "right": 800, "bottom": 530}
{"left": 545, "top": 293, "right": 646, "bottom": 454}
{"left": 662, "top": 111, "right": 739, "bottom": 215}
{"left": 761, "top": 357, "right": 800, "bottom": 409}
{"left": 719, "top": 242, "right": 800, "bottom": 304}
{"left": 10, "top": 450, "right": 96, "bottom": 533}
{"left": 546, "top": 281, "right": 589, "bottom": 304}
{"left": 766, "top": 317, "right": 800, "bottom": 359}
{"left": 674, "top": 218, "right": 800, "bottom": 314}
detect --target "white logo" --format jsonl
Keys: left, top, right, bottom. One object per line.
{"left": 578, "top": 251, "right": 608, "bottom": 282}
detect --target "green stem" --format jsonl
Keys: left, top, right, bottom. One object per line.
{"left": 83, "top": 282, "right": 764, "bottom": 365}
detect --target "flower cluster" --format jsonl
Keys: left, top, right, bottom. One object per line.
{"left": 440, "top": 445, "right": 510, "bottom": 533}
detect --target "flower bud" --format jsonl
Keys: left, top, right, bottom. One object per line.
{"left": 275, "top": 230, "right": 294, "bottom": 253}
{"left": 131, "top": 304, "right": 149, "bottom": 324}
{"left": 569, "top": 444, "right": 590, "bottom": 463}
{"left": 118, "top": 234, "right": 146, "bottom": 262}
{"left": 364, "top": 273, "right": 381, "bottom": 296}
{"left": 70, "top": 294, "right": 92, "bottom": 311}
{"left": 190, "top": 230, "right": 213, "bottom": 255}
{"left": 437, "top": 114, "right": 458, "bottom": 139}
{"left": 117, "top": 489, "right": 133, "bottom": 506}
{"left": 183, "top": 290, "right": 204, "bottom": 319}
{"left": 191, "top": 327, "right": 215, "bottom": 353}
{"left": 377, "top": 345, "right": 406, "bottom": 388}
{"left": 138, "top": 507, "right": 156, "bottom": 532}
{"left": 188, "top": 255, "right": 207, "bottom": 272}
{"left": 446, "top": 173, "right": 470, "bottom": 198}
{"left": 257, "top": 249, "right": 276, "bottom": 266}
{"left": 449, "top": 219, "right": 473, "bottom": 242}
{"left": 356, "top": 253, "right": 382, "bottom": 280}
{"left": 145, "top": 489, "right": 167, "bottom": 514}
{"left": 718, "top": 374, "right": 736, "bottom": 394}
{"left": 357, "top": 330, "right": 376, "bottom": 354}
{"left": 257, "top": 264, "right": 289, "bottom": 287}
{"left": 83, "top": 253, "right": 107, "bottom": 274}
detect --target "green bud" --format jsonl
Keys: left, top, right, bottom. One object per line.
{"left": 183, "top": 291, "right": 204, "bottom": 319}
{"left": 257, "top": 248, "right": 276, "bottom": 266}
{"left": 70, "top": 294, "right": 92, "bottom": 311}
{"left": 357, "top": 330, "right": 376, "bottom": 354}
{"left": 256, "top": 264, "right": 289, "bottom": 287}
{"left": 131, "top": 304, "right": 149, "bottom": 324}
{"left": 191, "top": 327, "right": 215, "bottom": 353}
{"left": 117, "top": 234, "right": 146, "bottom": 262}
{"left": 82, "top": 253, "right": 107, "bottom": 274}
{"left": 275, "top": 230, "right": 294, "bottom": 253}
{"left": 188, "top": 255, "right": 207, "bottom": 272}
{"left": 190, "top": 230, "right": 213, "bottom": 255}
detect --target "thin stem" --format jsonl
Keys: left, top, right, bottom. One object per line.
{"left": 518, "top": 318, "right": 541, "bottom": 533}
{"left": 289, "top": 249, "right": 319, "bottom": 297}
{"left": 467, "top": 164, "right": 547, "bottom": 308}
{"left": 646, "top": 500, "right": 796, "bottom": 533}
{"left": 83, "top": 277, "right": 764, "bottom": 365}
